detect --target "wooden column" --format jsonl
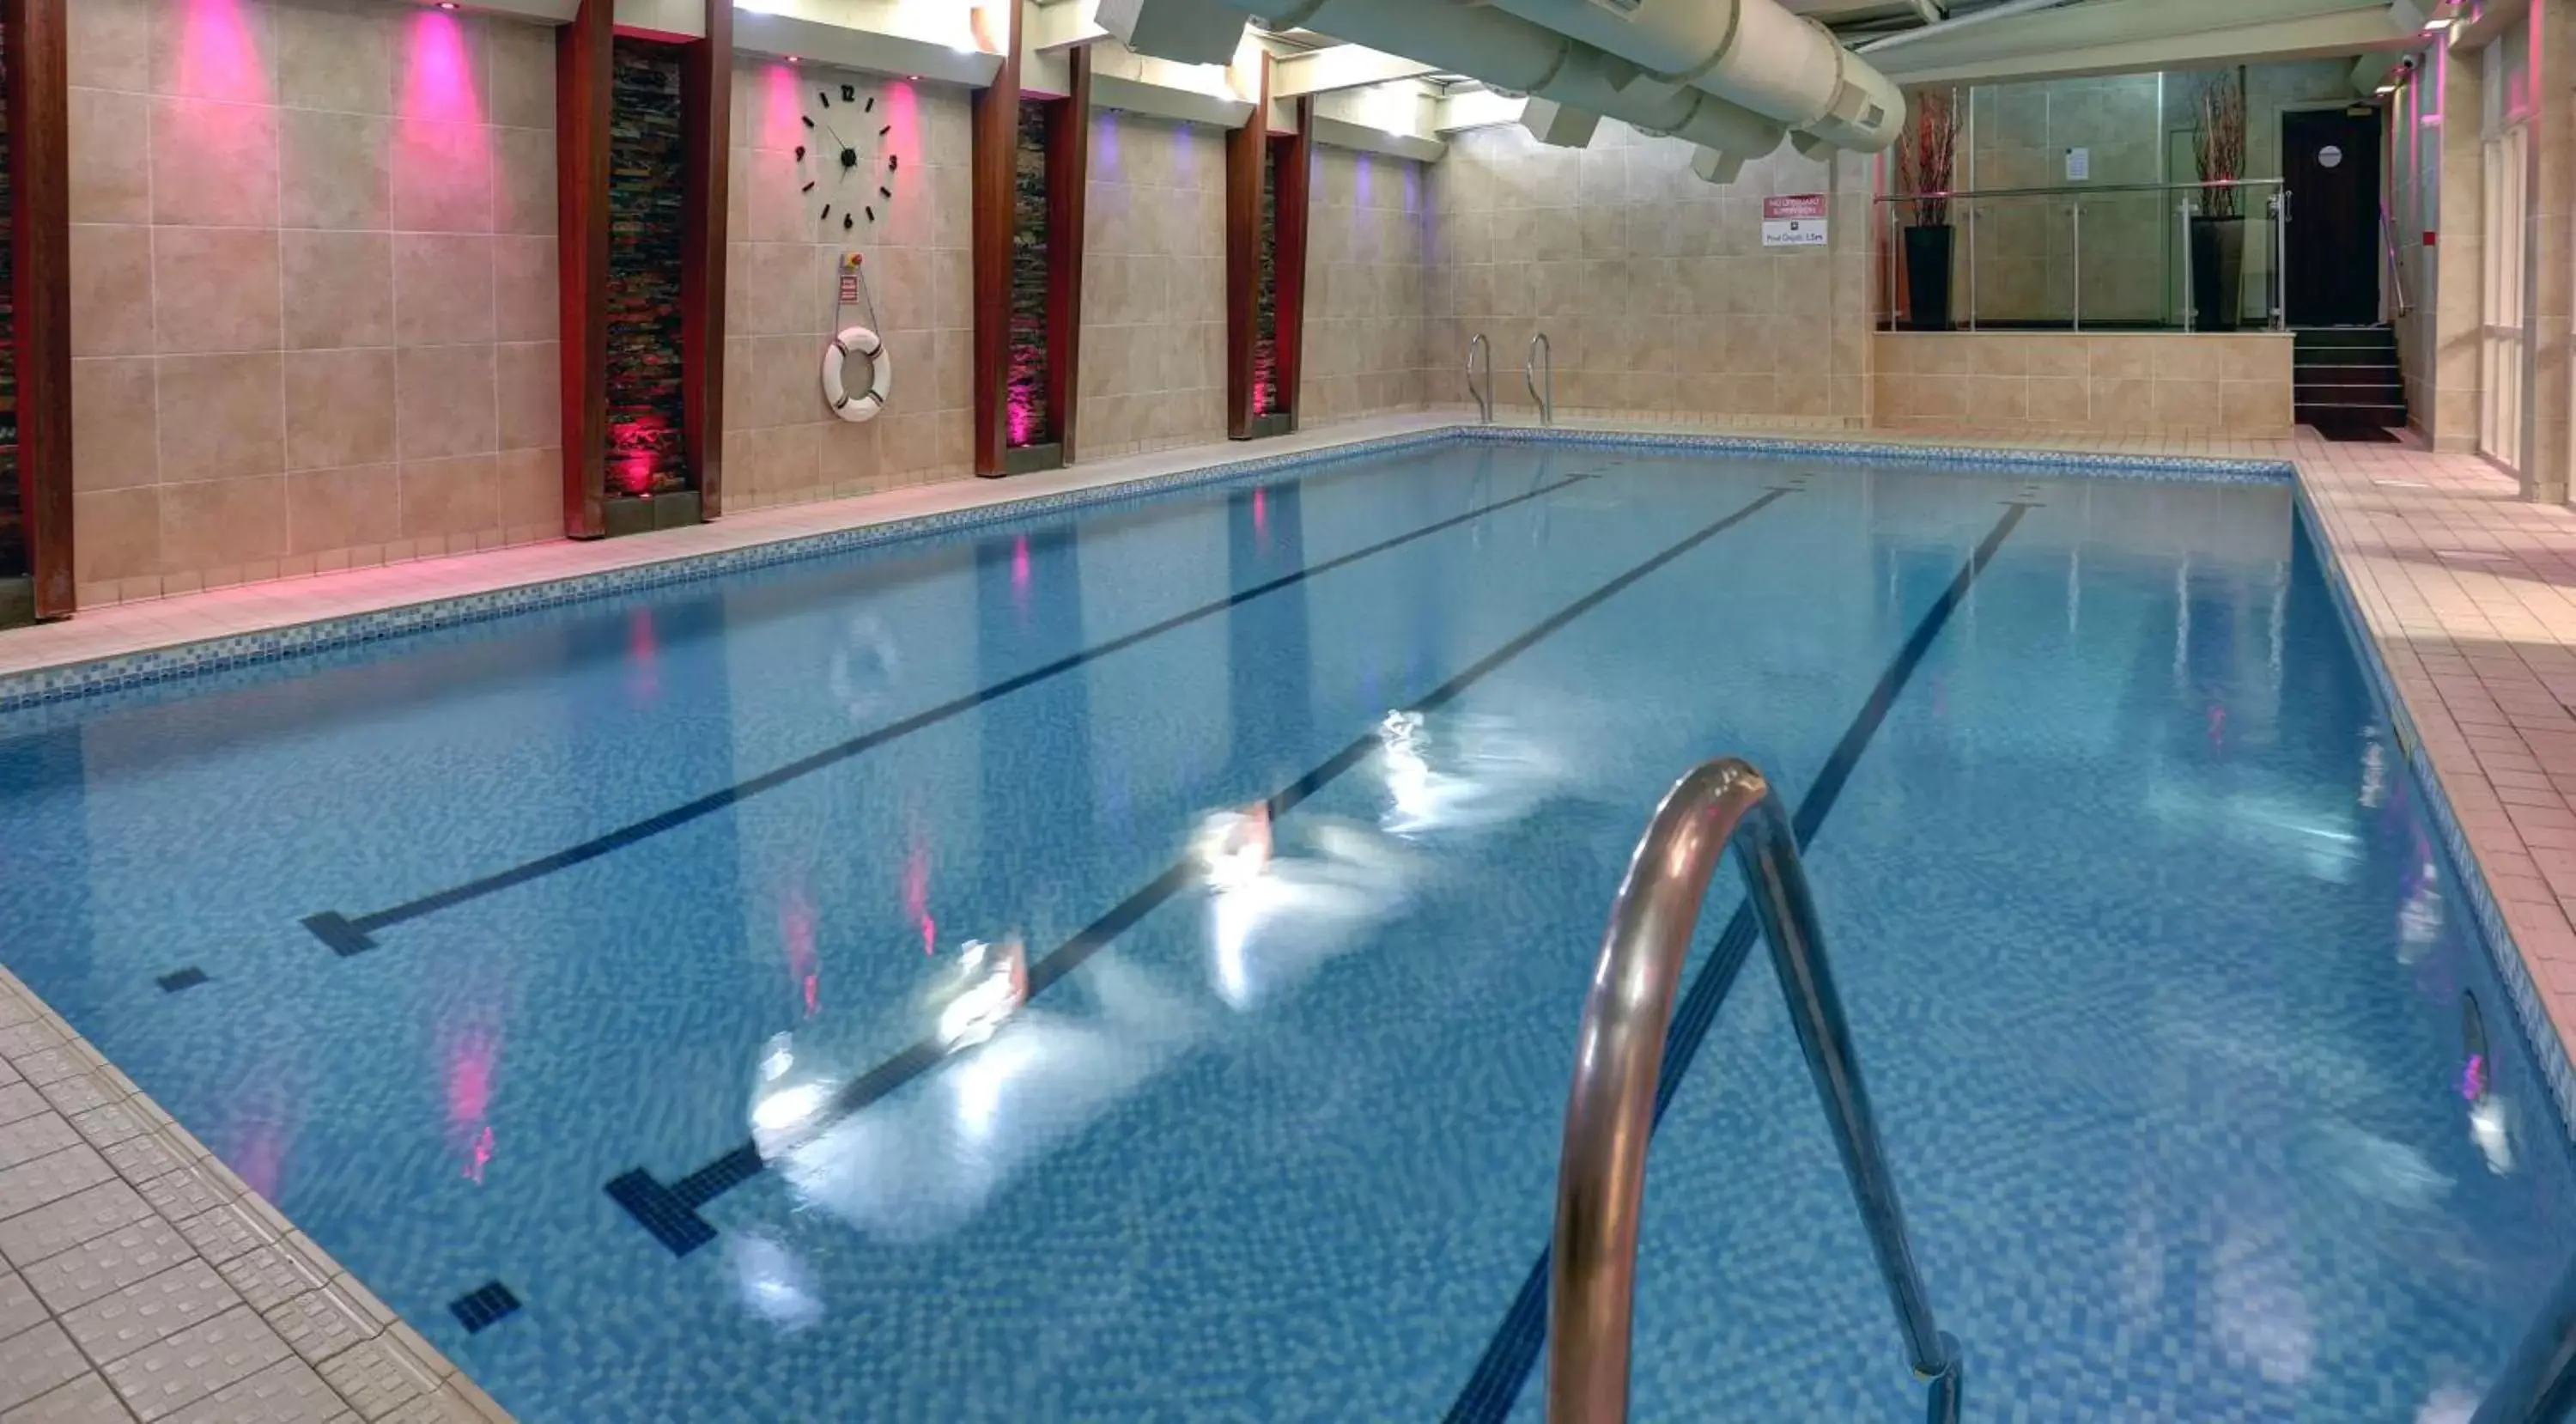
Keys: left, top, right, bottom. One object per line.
{"left": 1272, "top": 94, "right": 1314, "bottom": 433}
{"left": 555, "top": 0, "right": 613, "bottom": 538}
{"left": 1042, "top": 46, "right": 1092, "bottom": 465}
{"left": 968, "top": 0, "right": 1024, "bottom": 478}
{"left": 7, "top": 0, "right": 70, "bottom": 617}
{"left": 1223, "top": 52, "right": 1271, "bottom": 440}
{"left": 678, "top": 0, "right": 732, "bottom": 518}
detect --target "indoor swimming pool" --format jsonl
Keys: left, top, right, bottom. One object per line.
{"left": 0, "top": 435, "right": 2567, "bottom": 1422}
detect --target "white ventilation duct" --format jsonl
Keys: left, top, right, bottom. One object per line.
{"left": 1098, "top": 0, "right": 1904, "bottom": 184}
{"left": 1483, "top": 0, "right": 1904, "bottom": 151}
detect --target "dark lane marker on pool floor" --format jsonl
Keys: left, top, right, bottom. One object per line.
{"left": 600, "top": 483, "right": 1804, "bottom": 1257}
{"left": 1442, "top": 499, "right": 2032, "bottom": 1424}
{"left": 302, "top": 467, "right": 1614, "bottom": 958}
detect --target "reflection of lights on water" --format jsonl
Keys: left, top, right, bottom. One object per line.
{"left": 933, "top": 936, "right": 1028, "bottom": 1049}
{"left": 2360, "top": 734, "right": 2388, "bottom": 808}
{"left": 2398, "top": 862, "right": 2441, "bottom": 963}
{"left": 2470, "top": 1094, "right": 2514, "bottom": 1174}
{"left": 1193, "top": 805, "right": 1274, "bottom": 891}
{"left": 753, "top": 1081, "right": 833, "bottom": 1137}
{"left": 729, "top": 1232, "right": 823, "bottom": 1333}
{"left": 2414, "top": 1386, "right": 2477, "bottom": 1424}
{"left": 827, "top": 615, "right": 901, "bottom": 720}
{"left": 750, "top": 1032, "right": 839, "bottom": 1156}
{"left": 1202, "top": 819, "right": 1412, "bottom": 1011}
{"left": 951, "top": 1030, "right": 1042, "bottom": 1143}
{"left": 1375, "top": 709, "right": 1557, "bottom": 837}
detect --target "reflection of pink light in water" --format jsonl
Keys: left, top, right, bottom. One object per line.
{"left": 178, "top": 0, "right": 266, "bottom": 103}
{"left": 2208, "top": 703, "right": 2227, "bottom": 751}
{"left": 2463, "top": 1054, "right": 2488, "bottom": 1102}
{"left": 904, "top": 833, "right": 937, "bottom": 958}
{"left": 1012, "top": 534, "right": 1032, "bottom": 611}
{"left": 1254, "top": 487, "right": 1269, "bottom": 547}
{"left": 627, "top": 607, "right": 659, "bottom": 703}
{"left": 231, "top": 1124, "right": 286, "bottom": 1201}
{"left": 445, "top": 1024, "right": 500, "bottom": 1183}
{"left": 781, "top": 884, "right": 820, "bottom": 1017}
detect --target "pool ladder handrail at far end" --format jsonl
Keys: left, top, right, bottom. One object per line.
{"left": 1549, "top": 758, "right": 1963, "bottom": 1424}
{"left": 1527, "top": 332, "right": 1554, "bottom": 427}
{"left": 1467, "top": 332, "right": 1494, "bottom": 424}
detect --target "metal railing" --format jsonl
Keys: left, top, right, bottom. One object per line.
{"left": 1467, "top": 332, "right": 1493, "bottom": 423}
{"left": 2382, "top": 198, "right": 2413, "bottom": 318}
{"left": 1526, "top": 332, "right": 1554, "bottom": 427}
{"left": 2470, "top": 1255, "right": 2576, "bottom": 1424}
{"left": 1874, "top": 177, "right": 2287, "bottom": 333}
{"left": 1549, "top": 758, "right": 1961, "bottom": 1424}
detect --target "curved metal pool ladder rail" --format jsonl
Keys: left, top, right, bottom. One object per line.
{"left": 2470, "top": 1253, "right": 2576, "bottom": 1424}
{"left": 1549, "top": 758, "right": 1962, "bottom": 1424}
{"left": 1467, "top": 332, "right": 1494, "bottom": 424}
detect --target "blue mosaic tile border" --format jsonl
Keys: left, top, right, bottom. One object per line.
{"left": 0, "top": 424, "right": 2288, "bottom": 714}
{"left": 1461, "top": 423, "right": 2299, "bottom": 484}
{"left": 2289, "top": 479, "right": 2576, "bottom": 1142}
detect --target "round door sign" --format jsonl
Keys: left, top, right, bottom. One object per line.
{"left": 2319, "top": 144, "right": 2344, "bottom": 168}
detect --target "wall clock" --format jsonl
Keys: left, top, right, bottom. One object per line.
{"left": 797, "top": 80, "right": 901, "bottom": 235}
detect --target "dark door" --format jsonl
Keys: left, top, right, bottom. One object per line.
{"left": 2282, "top": 107, "right": 2382, "bottom": 326}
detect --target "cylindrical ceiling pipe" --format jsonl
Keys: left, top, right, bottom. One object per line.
{"left": 1258, "top": 0, "right": 1789, "bottom": 168}
{"left": 1481, "top": 0, "right": 1905, "bottom": 149}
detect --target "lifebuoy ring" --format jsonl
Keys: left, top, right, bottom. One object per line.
{"left": 823, "top": 326, "right": 891, "bottom": 423}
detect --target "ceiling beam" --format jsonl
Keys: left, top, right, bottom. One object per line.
{"left": 1871, "top": 0, "right": 2413, "bottom": 84}
{"left": 1273, "top": 45, "right": 1439, "bottom": 99}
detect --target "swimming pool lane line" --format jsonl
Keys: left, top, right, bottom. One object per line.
{"left": 597, "top": 482, "right": 1807, "bottom": 1258}
{"left": 296, "top": 465, "right": 1615, "bottom": 958}
{"left": 1442, "top": 499, "right": 2034, "bottom": 1424}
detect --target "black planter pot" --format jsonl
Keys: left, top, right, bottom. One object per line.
{"left": 2190, "top": 216, "right": 2246, "bottom": 332}
{"left": 1903, "top": 224, "right": 1955, "bottom": 331}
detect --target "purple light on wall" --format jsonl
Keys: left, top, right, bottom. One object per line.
{"left": 1354, "top": 153, "right": 1373, "bottom": 204}
{"left": 400, "top": 8, "right": 484, "bottom": 125}
{"left": 175, "top": 0, "right": 265, "bottom": 103}
{"left": 762, "top": 62, "right": 806, "bottom": 149}
{"left": 1094, "top": 112, "right": 1120, "bottom": 174}
{"left": 1007, "top": 385, "right": 1041, "bottom": 446}
{"left": 883, "top": 79, "right": 924, "bottom": 170}
{"left": 1403, "top": 163, "right": 1421, "bottom": 213}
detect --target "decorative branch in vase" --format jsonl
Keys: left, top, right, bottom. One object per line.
{"left": 2190, "top": 70, "right": 2249, "bottom": 329}
{"left": 1895, "top": 88, "right": 1961, "bottom": 330}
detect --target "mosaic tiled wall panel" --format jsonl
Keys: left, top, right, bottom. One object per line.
{"left": 1253, "top": 137, "right": 1279, "bottom": 417}
{"left": 607, "top": 41, "right": 690, "bottom": 496}
{"left": 0, "top": 16, "right": 21, "bottom": 582}
{"left": 1007, "top": 101, "right": 1051, "bottom": 447}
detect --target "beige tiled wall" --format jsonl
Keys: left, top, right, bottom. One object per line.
{"left": 66, "top": 0, "right": 562, "bottom": 607}
{"left": 723, "top": 58, "right": 972, "bottom": 509}
{"left": 1428, "top": 121, "right": 1869, "bottom": 426}
{"left": 1873, "top": 332, "right": 2293, "bottom": 437}
{"left": 1078, "top": 111, "right": 1224, "bottom": 459}
{"left": 1301, "top": 146, "right": 1431, "bottom": 426}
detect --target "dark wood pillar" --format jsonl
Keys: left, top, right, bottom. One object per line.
{"left": 1224, "top": 52, "right": 1271, "bottom": 440}
{"left": 1272, "top": 94, "right": 1314, "bottom": 434}
{"left": 969, "top": 0, "right": 1024, "bottom": 478}
{"left": 8, "top": 0, "right": 70, "bottom": 617}
{"left": 1042, "top": 45, "right": 1092, "bottom": 465}
{"left": 556, "top": 0, "right": 613, "bottom": 538}
{"left": 678, "top": 0, "right": 732, "bottom": 518}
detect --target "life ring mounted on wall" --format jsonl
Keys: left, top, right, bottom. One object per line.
{"left": 823, "top": 252, "right": 891, "bottom": 424}
{"left": 823, "top": 325, "right": 891, "bottom": 423}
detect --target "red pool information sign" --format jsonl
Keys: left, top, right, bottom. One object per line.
{"left": 1762, "top": 193, "right": 1829, "bottom": 247}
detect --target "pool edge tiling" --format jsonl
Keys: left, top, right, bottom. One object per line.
{"left": 4, "top": 417, "right": 2571, "bottom": 1421}
{"left": 0, "top": 962, "right": 511, "bottom": 1423}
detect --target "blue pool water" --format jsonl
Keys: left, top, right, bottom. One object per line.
{"left": 2, "top": 439, "right": 2570, "bottom": 1422}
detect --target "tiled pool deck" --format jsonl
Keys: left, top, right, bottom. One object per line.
{"left": 2, "top": 411, "right": 2563, "bottom": 1420}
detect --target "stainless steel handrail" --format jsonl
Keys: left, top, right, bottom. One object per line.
{"left": 1526, "top": 332, "right": 1554, "bottom": 427}
{"left": 2471, "top": 1254, "right": 2576, "bottom": 1424}
{"left": 1875, "top": 176, "right": 2287, "bottom": 204}
{"left": 2382, "top": 199, "right": 2413, "bottom": 317}
{"left": 1550, "top": 758, "right": 1961, "bottom": 1424}
{"left": 1467, "top": 332, "right": 1493, "bottom": 424}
